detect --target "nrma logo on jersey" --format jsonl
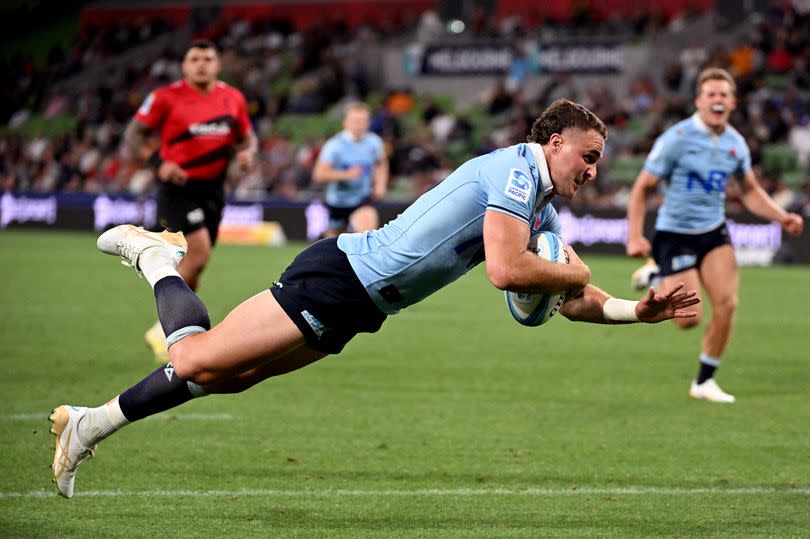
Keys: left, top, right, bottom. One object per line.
{"left": 504, "top": 168, "right": 531, "bottom": 203}
{"left": 687, "top": 170, "right": 729, "bottom": 193}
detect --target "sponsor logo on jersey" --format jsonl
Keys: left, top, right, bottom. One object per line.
{"left": 189, "top": 121, "right": 231, "bottom": 136}
{"left": 686, "top": 170, "right": 729, "bottom": 193}
{"left": 504, "top": 168, "right": 531, "bottom": 203}
{"left": 138, "top": 93, "right": 155, "bottom": 115}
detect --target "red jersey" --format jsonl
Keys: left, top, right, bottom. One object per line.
{"left": 135, "top": 80, "right": 251, "bottom": 182}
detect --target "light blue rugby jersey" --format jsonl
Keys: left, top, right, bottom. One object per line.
{"left": 645, "top": 113, "right": 751, "bottom": 233}
{"left": 318, "top": 130, "right": 385, "bottom": 208}
{"left": 337, "top": 143, "right": 561, "bottom": 315}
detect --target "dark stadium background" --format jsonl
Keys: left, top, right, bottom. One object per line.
{"left": 1, "top": 0, "right": 808, "bottom": 260}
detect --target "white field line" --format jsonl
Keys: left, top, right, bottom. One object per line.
{"left": 2, "top": 486, "right": 809, "bottom": 500}
{"left": 6, "top": 413, "right": 233, "bottom": 421}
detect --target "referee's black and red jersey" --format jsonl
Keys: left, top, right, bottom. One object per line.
{"left": 135, "top": 80, "right": 251, "bottom": 182}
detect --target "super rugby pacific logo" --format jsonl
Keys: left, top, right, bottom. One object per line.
{"left": 504, "top": 168, "right": 531, "bottom": 203}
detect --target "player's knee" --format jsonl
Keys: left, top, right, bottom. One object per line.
{"left": 187, "top": 248, "right": 211, "bottom": 272}
{"left": 169, "top": 342, "right": 215, "bottom": 385}
{"left": 674, "top": 316, "right": 701, "bottom": 330}
{"left": 714, "top": 293, "right": 738, "bottom": 315}
{"left": 204, "top": 378, "right": 254, "bottom": 395}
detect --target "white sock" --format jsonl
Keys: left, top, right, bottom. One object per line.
{"left": 139, "top": 248, "right": 181, "bottom": 288}
{"left": 78, "top": 396, "right": 130, "bottom": 446}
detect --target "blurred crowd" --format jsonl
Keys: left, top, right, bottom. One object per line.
{"left": 2, "top": 2, "right": 810, "bottom": 217}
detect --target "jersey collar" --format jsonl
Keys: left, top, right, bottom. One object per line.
{"left": 339, "top": 130, "right": 363, "bottom": 143}
{"left": 691, "top": 112, "right": 723, "bottom": 136}
{"left": 526, "top": 142, "right": 555, "bottom": 203}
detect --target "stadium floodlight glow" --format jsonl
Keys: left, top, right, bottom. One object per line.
{"left": 447, "top": 19, "right": 465, "bottom": 34}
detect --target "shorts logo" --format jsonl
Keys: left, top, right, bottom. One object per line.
{"left": 138, "top": 92, "right": 155, "bottom": 115}
{"left": 187, "top": 208, "right": 205, "bottom": 225}
{"left": 504, "top": 168, "right": 531, "bottom": 204}
{"left": 671, "top": 254, "right": 697, "bottom": 272}
{"left": 301, "top": 310, "right": 326, "bottom": 339}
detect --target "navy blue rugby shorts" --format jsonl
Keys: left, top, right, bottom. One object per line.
{"left": 652, "top": 223, "right": 732, "bottom": 276}
{"left": 326, "top": 197, "right": 374, "bottom": 231}
{"left": 270, "top": 237, "right": 386, "bottom": 354}
{"left": 156, "top": 179, "right": 225, "bottom": 245}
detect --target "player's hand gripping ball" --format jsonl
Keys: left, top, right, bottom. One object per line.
{"left": 505, "top": 231, "right": 569, "bottom": 326}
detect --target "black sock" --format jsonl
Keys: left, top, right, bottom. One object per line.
{"left": 154, "top": 276, "right": 211, "bottom": 340}
{"left": 117, "top": 276, "right": 212, "bottom": 422}
{"left": 118, "top": 363, "right": 206, "bottom": 421}
{"left": 696, "top": 361, "right": 717, "bottom": 384}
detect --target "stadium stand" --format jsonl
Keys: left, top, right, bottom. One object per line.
{"left": 1, "top": 0, "right": 809, "bottom": 216}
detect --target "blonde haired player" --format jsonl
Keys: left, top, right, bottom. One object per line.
{"left": 313, "top": 102, "right": 389, "bottom": 237}
{"left": 626, "top": 67, "right": 803, "bottom": 403}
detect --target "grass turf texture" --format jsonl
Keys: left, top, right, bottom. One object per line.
{"left": 1, "top": 229, "right": 808, "bottom": 538}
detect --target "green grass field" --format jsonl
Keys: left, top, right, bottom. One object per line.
{"left": 1, "top": 229, "right": 809, "bottom": 538}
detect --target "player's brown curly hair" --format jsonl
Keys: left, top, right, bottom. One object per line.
{"left": 527, "top": 99, "right": 607, "bottom": 144}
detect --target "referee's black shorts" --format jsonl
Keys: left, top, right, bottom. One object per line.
{"left": 270, "top": 238, "right": 387, "bottom": 354}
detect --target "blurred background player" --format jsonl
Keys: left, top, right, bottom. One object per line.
{"left": 312, "top": 102, "right": 388, "bottom": 237}
{"left": 123, "top": 39, "right": 258, "bottom": 363}
{"left": 626, "top": 67, "right": 804, "bottom": 403}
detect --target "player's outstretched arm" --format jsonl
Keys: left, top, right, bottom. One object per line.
{"left": 561, "top": 282, "right": 699, "bottom": 324}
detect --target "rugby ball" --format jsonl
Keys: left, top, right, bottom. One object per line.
{"left": 505, "top": 231, "right": 569, "bottom": 326}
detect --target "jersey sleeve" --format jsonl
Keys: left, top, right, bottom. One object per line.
{"left": 134, "top": 90, "right": 168, "bottom": 130}
{"left": 479, "top": 150, "right": 535, "bottom": 224}
{"left": 737, "top": 140, "right": 752, "bottom": 176}
{"left": 317, "top": 138, "right": 340, "bottom": 165}
{"left": 644, "top": 129, "right": 679, "bottom": 180}
{"left": 235, "top": 90, "right": 252, "bottom": 139}
{"left": 371, "top": 134, "right": 385, "bottom": 163}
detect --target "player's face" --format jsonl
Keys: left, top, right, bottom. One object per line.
{"left": 182, "top": 47, "right": 220, "bottom": 89}
{"left": 547, "top": 128, "right": 604, "bottom": 199}
{"left": 344, "top": 109, "right": 370, "bottom": 140}
{"left": 695, "top": 79, "right": 735, "bottom": 133}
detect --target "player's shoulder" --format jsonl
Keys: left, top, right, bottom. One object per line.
{"left": 662, "top": 117, "right": 695, "bottom": 139}
{"left": 323, "top": 132, "right": 344, "bottom": 146}
{"left": 481, "top": 143, "right": 529, "bottom": 167}
{"left": 318, "top": 133, "right": 343, "bottom": 156}
{"left": 156, "top": 80, "right": 185, "bottom": 95}
{"left": 364, "top": 131, "right": 384, "bottom": 144}
{"left": 724, "top": 124, "right": 747, "bottom": 146}
{"left": 213, "top": 81, "right": 247, "bottom": 99}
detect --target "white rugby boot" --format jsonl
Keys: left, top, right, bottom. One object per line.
{"left": 49, "top": 405, "right": 96, "bottom": 498}
{"left": 97, "top": 224, "right": 187, "bottom": 277}
{"left": 689, "top": 378, "right": 736, "bottom": 403}
{"left": 631, "top": 258, "right": 660, "bottom": 291}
